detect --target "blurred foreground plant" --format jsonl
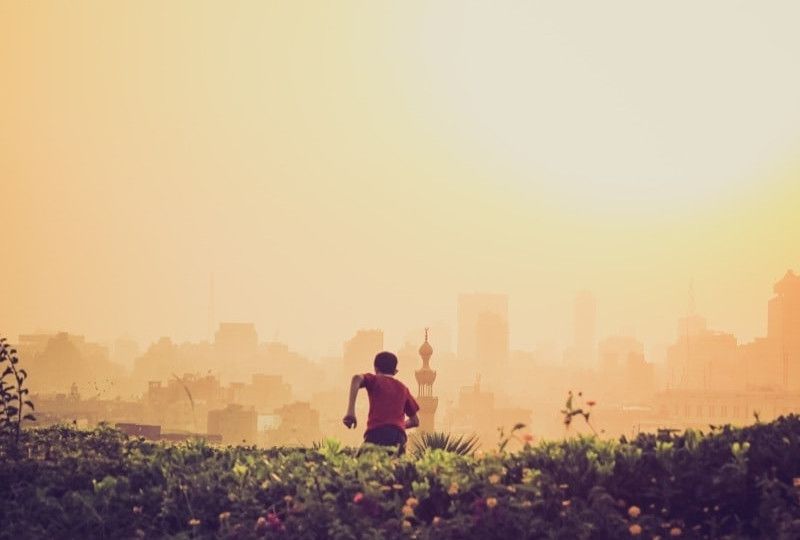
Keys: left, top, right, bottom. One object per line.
{"left": 0, "top": 337, "right": 36, "bottom": 448}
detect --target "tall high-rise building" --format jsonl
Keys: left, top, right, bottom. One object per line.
{"left": 457, "top": 293, "right": 509, "bottom": 366}
{"left": 564, "top": 291, "right": 597, "bottom": 368}
{"left": 574, "top": 290, "right": 596, "bottom": 353}
{"left": 214, "top": 323, "right": 259, "bottom": 381}
{"left": 343, "top": 329, "right": 384, "bottom": 375}
{"left": 768, "top": 270, "right": 800, "bottom": 390}
{"left": 414, "top": 329, "right": 438, "bottom": 433}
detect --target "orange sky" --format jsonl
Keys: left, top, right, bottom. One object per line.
{"left": 2, "top": 2, "right": 799, "bottom": 359}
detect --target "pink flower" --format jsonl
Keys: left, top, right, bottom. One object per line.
{"left": 353, "top": 492, "right": 364, "bottom": 504}
{"left": 267, "top": 512, "right": 285, "bottom": 532}
{"left": 586, "top": 400, "right": 597, "bottom": 407}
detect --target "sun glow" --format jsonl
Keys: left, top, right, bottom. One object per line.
{"left": 401, "top": 3, "right": 800, "bottom": 212}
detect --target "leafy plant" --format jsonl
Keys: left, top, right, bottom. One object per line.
{"left": 496, "top": 422, "right": 527, "bottom": 453}
{"left": 561, "top": 390, "right": 599, "bottom": 435}
{"left": 0, "top": 337, "right": 36, "bottom": 447}
{"left": 410, "top": 431, "right": 480, "bottom": 457}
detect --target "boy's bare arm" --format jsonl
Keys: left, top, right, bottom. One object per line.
{"left": 404, "top": 413, "right": 420, "bottom": 430}
{"left": 343, "top": 374, "right": 364, "bottom": 428}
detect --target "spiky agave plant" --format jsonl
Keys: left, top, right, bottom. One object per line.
{"left": 410, "top": 431, "right": 480, "bottom": 458}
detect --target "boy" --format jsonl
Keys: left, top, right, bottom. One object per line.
{"left": 342, "top": 351, "right": 420, "bottom": 454}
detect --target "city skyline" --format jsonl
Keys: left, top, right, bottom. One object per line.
{"left": 12, "top": 268, "right": 798, "bottom": 377}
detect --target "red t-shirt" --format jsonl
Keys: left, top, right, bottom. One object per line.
{"left": 361, "top": 373, "right": 420, "bottom": 432}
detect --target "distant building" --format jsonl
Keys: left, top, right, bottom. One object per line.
{"left": 265, "top": 401, "right": 322, "bottom": 446}
{"left": 343, "top": 329, "right": 384, "bottom": 375}
{"left": 207, "top": 404, "right": 258, "bottom": 445}
{"left": 112, "top": 337, "right": 140, "bottom": 369}
{"left": 214, "top": 323, "right": 259, "bottom": 381}
{"left": 564, "top": 291, "right": 597, "bottom": 368}
{"left": 457, "top": 293, "right": 508, "bottom": 370}
{"left": 18, "top": 332, "right": 121, "bottom": 395}
{"left": 244, "top": 374, "right": 292, "bottom": 412}
{"left": 666, "top": 314, "right": 739, "bottom": 391}
{"left": 596, "top": 335, "right": 654, "bottom": 404}
{"left": 655, "top": 388, "right": 800, "bottom": 427}
{"left": 768, "top": 270, "right": 800, "bottom": 390}
{"left": 447, "top": 376, "right": 531, "bottom": 449}
{"left": 414, "top": 330, "right": 438, "bottom": 433}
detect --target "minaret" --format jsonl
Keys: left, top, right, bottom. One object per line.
{"left": 415, "top": 328, "right": 438, "bottom": 433}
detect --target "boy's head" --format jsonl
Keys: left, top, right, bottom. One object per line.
{"left": 373, "top": 351, "right": 398, "bottom": 375}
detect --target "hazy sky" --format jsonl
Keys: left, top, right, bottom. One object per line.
{"left": 2, "top": 2, "right": 799, "bottom": 359}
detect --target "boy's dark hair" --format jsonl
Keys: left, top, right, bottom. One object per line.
{"left": 374, "top": 351, "right": 398, "bottom": 374}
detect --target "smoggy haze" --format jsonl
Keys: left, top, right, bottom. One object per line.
{"left": 2, "top": 2, "right": 800, "bottom": 359}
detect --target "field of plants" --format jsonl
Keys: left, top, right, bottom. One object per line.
{"left": 1, "top": 416, "right": 800, "bottom": 540}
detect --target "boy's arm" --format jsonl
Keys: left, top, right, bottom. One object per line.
{"left": 403, "top": 391, "right": 421, "bottom": 430}
{"left": 343, "top": 374, "right": 365, "bottom": 429}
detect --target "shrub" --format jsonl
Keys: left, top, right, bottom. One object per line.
{"left": 2, "top": 416, "right": 800, "bottom": 538}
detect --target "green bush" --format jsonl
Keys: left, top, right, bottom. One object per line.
{"left": 2, "top": 417, "right": 800, "bottom": 539}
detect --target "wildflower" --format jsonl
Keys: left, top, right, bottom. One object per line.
{"left": 255, "top": 516, "right": 268, "bottom": 532}
{"left": 793, "top": 477, "right": 800, "bottom": 488}
{"left": 669, "top": 527, "right": 682, "bottom": 537}
{"left": 629, "top": 524, "right": 642, "bottom": 536}
{"left": 586, "top": 400, "right": 596, "bottom": 407}
{"left": 488, "top": 474, "right": 501, "bottom": 484}
{"left": 405, "top": 497, "right": 419, "bottom": 508}
{"left": 380, "top": 486, "right": 391, "bottom": 492}
{"left": 628, "top": 506, "right": 641, "bottom": 519}
{"left": 402, "top": 520, "right": 412, "bottom": 531}
{"left": 283, "top": 495, "right": 293, "bottom": 503}
{"left": 353, "top": 492, "right": 364, "bottom": 504}
{"left": 188, "top": 518, "right": 201, "bottom": 527}
{"left": 393, "top": 483, "right": 404, "bottom": 490}
{"left": 432, "top": 516, "right": 442, "bottom": 527}
{"left": 219, "top": 511, "right": 231, "bottom": 523}
{"left": 521, "top": 500, "right": 532, "bottom": 508}
{"left": 447, "top": 482, "right": 459, "bottom": 496}
{"left": 267, "top": 513, "right": 284, "bottom": 532}
{"left": 134, "top": 529, "right": 145, "bottom": 539}
{"left": 562, "top": 500, "right": 571, "bottom": 507}
{"left": 523, "top": 433, "right": 534, "bottom": 443}
{"left": 402, "top": 505, "right": 415, "bottom": 517}
{"left": 558, "top": 483, "right": 569, "bottom": 490}
{"left": 486, "top": 497, "right": 498, "bottom": 509}
{"left": 507, "top": 486, "right": 516, "bottom": 493}
{"left": 132, "top": 506, "right": 143, "bottom": 515}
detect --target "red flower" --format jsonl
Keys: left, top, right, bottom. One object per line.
{"left": 353, "top": 492, "right": 365, "bottom": 504}
{"left": 267, "top": 512, "right": 285, "bottom": 532}
{"left": 586, "top": 400, "right": 596, "bottom": 407}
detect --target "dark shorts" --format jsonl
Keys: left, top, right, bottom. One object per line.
{"left": 363, "top": 425, "right": 407, "bottom": 455}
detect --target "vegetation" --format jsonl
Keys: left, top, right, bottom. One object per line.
{"left": 0, "top": 337, "right": 35, "bottom": 446}
{"left": 2, "top": 416, "right": 800, "bottom": 539}
{"left": 410, "top": 432, "right": 480, "bottom": 458}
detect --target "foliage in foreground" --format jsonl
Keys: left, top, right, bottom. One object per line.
{"left": 2, "top": 417, "right": 800, "bottom": 539}
{"left": 410, "top": 431, "right": 480, "bottom": 458}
